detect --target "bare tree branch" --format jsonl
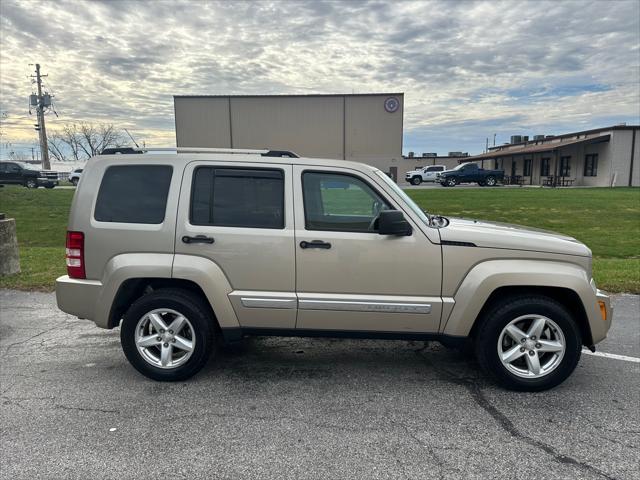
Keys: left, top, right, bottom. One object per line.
{"left": 47, "top": 122, "right": 129, "bottom": 161}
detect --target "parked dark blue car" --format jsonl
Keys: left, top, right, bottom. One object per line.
{"left": 438, "top": 163, "right": 504, "bottom": 187}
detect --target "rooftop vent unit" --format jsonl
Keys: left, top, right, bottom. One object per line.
{"left": 422, "top": 152, "right": 437, "bottom": 158}
{"left": 533, "top": 135, "right": 545, "bottom": 140}
{"left": 408, "top": 152, "right": 415, "bottom": 158}
{"left": 510, "top": 135, "right": 522, "bottom": 144}
{"left": 522, "top": 135, "right": 529, "bottom": 142}
{"left": 448, "top": 151, "right": 465, "bottom": 157}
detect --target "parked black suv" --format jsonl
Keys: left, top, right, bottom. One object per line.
{"left": 0, "top": 161, "right": 59, "bottom": 188}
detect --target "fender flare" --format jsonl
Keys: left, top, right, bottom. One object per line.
{"left": 172, "top": 254, "right": 239, "bottom": 329}
{"left": 95, "top": 253, "right": 174, "bottom": 328}
{"left": 442, "top": 259, "right": 597, "bottom": 337}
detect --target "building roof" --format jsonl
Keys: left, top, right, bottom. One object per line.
{"left": 489, "top": 124, "right": 638, "bottom": 150}
{"left": 465, "top": 134, "right": 611, "bottom": 161}
{"left": 174, "top": 93, "right": 404, "bottom": 99}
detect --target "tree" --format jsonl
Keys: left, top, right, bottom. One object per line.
{"left": 47, "top": 122, "right": 129, "bottom": 161}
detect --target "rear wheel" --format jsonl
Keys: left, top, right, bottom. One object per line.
{"left": 120, "top": 288, "right": 216, "bottom": 381}
{"left": 411, "top": 176, "right": 422, "bottom": 185}
{"left": 474, "top": 295, "right": 581, "bottom": 391}
{"left": 45, "top": 185, "right": 55, "bottom": 189}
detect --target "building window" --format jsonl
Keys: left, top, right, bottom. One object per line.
{"left": 523, "top": 159, "right": 532, "bottom": 177}
{"left": 584, "top": 154, "right": 598, "bottom": 177}
{"left": 560, "top": 156, "right": 571, "bottom": 177}
{"left": 494, "top": 159, "right": 499, "bottom": 170}
{"left": 190, "top": 167, "right": 285, "bottom": 229}
{"left": 541, "top": 158, "right": 550, "bottom": 177}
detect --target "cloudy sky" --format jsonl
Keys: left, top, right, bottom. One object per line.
{"left": 1, "top": 0, "right": 639, "bottom": 159}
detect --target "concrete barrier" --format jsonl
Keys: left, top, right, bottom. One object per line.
{"left": 0, "top": 214, "right": 20, "bottom": 275}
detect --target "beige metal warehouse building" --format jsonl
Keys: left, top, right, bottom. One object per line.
{"left": 174, "top": 93, "right": 404, "bottom": 180}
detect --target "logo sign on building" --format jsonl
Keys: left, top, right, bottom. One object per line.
{"left": 384, "top": 97, "right": 399, "bottom": 113}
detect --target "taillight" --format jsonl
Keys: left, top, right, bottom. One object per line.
{"left": 66, "top": 231, "right": 85, "bottom": 279}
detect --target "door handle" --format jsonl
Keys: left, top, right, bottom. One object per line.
{"left": 300, "top": 240, "right": 331, "bottom": 249}
{"left": 182, "top": 235, "right": 214, "bottom": 244}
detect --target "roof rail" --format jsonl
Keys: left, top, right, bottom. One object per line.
{"left": 100, "top": 146, "right": 299, "bottom": 158}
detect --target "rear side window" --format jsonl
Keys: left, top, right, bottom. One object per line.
{"left": 94, "top": 165, "right": 173, "bottom": 224}
{"left": 191, "top": 167, "right": 284, "bottom": 229}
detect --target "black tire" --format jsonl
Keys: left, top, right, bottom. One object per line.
{"left": 411, "top": 177, "right": 422, "bottom": 185}
{"left": 478, "top": 181, "right": 486, "bottom": 187}
{"left": 120, "top": 288, "right": 216, "bottom": 381}
{"left": 474, "top": 295, "right": 582, "bottom": 391}
{"left": 25, "top": 179, "right": 38, "bottom": 189}
{"left": 71, "top": 178, "right": 79, "bottom": 186}
{"left": 485, "top": 176, "right": 496, "bottom": 187}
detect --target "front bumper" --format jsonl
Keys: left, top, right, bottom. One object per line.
{"left": 591, "top": 288, "right": 613, "bottom": 345}
{"left": 37, "top": 177, "right": 58, "bottom": 187}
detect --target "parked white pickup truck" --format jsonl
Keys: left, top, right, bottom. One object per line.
{"left": 405, "top": 165, "right": 446, "bottom": 185}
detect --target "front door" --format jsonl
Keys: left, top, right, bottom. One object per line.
{"left": 175, "top": 161, "right": 297, "bottom": 328}
{"left": 293, "top": 166, "right": 443, "bottom": 333}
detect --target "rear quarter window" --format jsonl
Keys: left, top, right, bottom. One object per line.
{"left": 94, "top": 165, "right": 173, "bottom": 224}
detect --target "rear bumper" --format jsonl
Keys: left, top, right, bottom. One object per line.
{"left": 56, "top": 275, "right": 102, "bottom": 322}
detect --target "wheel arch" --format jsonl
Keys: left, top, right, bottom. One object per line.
{"left": 108, "top": 278, "right": 218, "bottom": 330}
{"left": 468, "top": 286, "right": 592, "bottom": 347}
{"left": 442, "top": 259, "right": 598, "bottom": 347}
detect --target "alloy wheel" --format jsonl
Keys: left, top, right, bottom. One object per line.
{"left": 497, "top": 314, "right": 566, "bottom": 378}
{"left": 134, "top": 308, "right": 195, "bottom": 369}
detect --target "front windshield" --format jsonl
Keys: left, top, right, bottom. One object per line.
{"left": 452, "top": 163, "right": 466, "bottom": 170}
{"left": 374, "top": 170, "right": 430, "bottom": 224}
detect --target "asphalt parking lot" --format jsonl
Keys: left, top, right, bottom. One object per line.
{"left": 1, "top": 291, "right": 638, "bottom": 480}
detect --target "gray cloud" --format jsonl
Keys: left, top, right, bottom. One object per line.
{"left": 1, "top": 0, "right": 638, "bottom": 156}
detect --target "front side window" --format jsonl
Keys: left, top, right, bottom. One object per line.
{"left": 302, "top": 171, "right": 390, "bottom": 232}
{"left": 584, "top": 154, "right": 598, "bottom": 177}
{"left": 560, "top": 156, "right": 571, "bottom": 177}
{"left": 191, "top": 167, "right": 284, "bottom": 229}
{"left": 94, "top": 165, "right": 173, "bottom": 224}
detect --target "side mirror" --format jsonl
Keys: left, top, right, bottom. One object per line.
{"left": 377, "top": 210, "right": 412, "bottom": 236}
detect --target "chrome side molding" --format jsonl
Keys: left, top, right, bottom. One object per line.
{"left": 298, "top": 299, "right": 431, "bottom": 314}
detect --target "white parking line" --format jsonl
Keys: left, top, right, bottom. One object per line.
{"left": 582, "top": 349, "right": 640, "bottom": 363}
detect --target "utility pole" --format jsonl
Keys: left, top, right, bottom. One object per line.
{"left": 30, "top": 64, "right": 51, "bottom": 170}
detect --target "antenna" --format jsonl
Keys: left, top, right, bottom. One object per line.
{"left": 124, "top": 128, "right": 140, "bottom": 148}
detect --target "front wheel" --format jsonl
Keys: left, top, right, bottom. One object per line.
{"left": 120, "top": 288, "right": 216, "bottom": 381}
{"left": 71, "top": 178, "right": 79, "bottom": 186}
{"left": 446, "top": 177, "right": 457, "bottom": 187}
{"left": 411, "top": 177, "right": 422, "bottom": 185}
{"left": 25, "top": 179, "right": 38, "bottom": 189}
{"left": 474, "top": 295, "right": 581, "bottom": 391}
{"left": 485, "top": 176, "right": 497, "bottom": 186}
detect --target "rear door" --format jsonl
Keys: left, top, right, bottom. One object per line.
{"left": 293, "top": 165, "right": 443, "bottom": 333}
{"left": 424, "top": 166, "right": 441, "bottom": 181}
{"left": 175, "top": 161, "right": 297, "bottom": 329}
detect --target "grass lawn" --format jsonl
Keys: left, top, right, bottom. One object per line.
{"left": 0, "top": 185, "right": 638, "bottom": 293}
